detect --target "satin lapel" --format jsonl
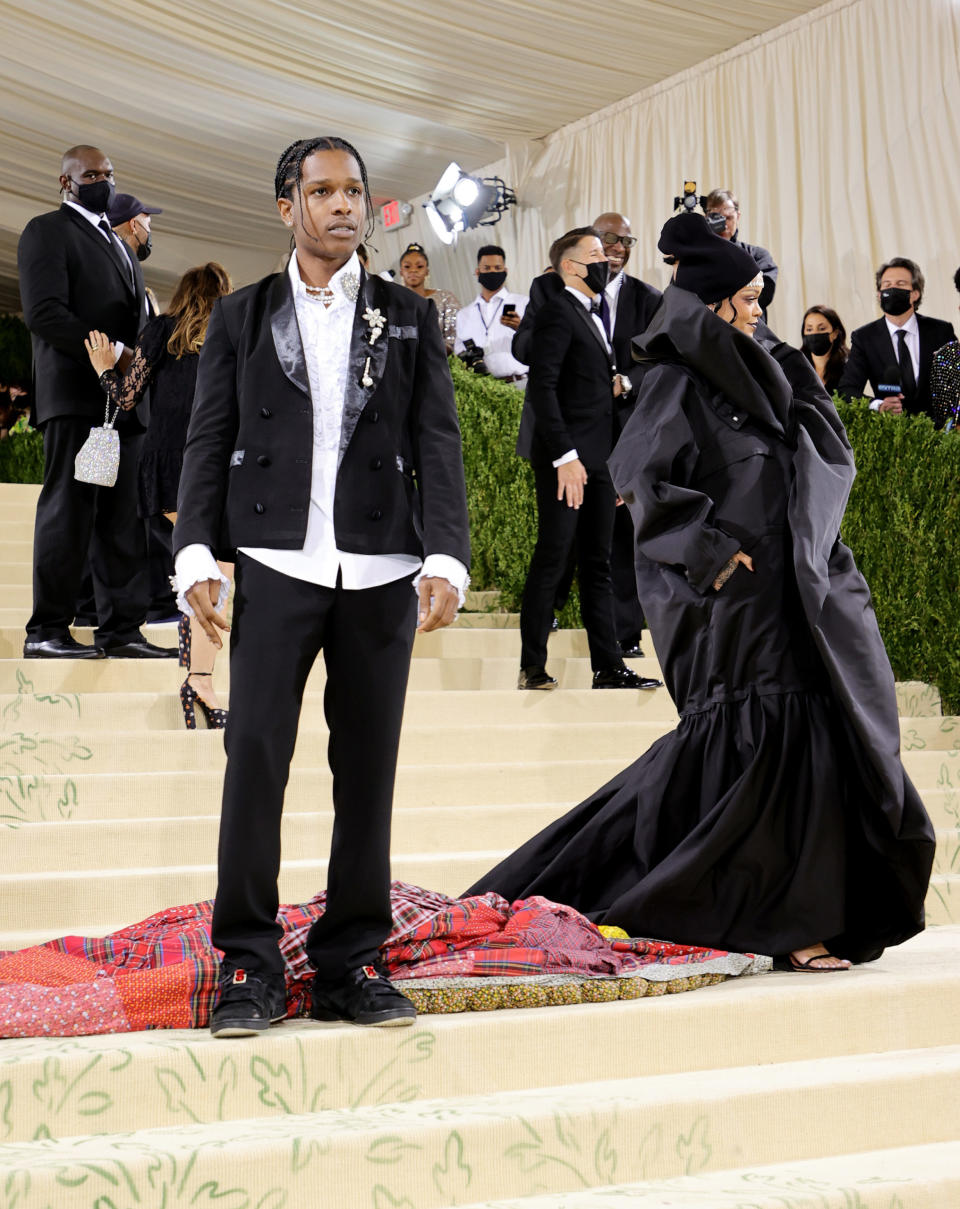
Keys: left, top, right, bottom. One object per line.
{"left": 565, "top": 291, "right": 616, "bottom": 374}
{"left": 268, "top": 272, "right": 310, "bottom": 397}
{"left": 61, "top": 204, "right": 136, "bottom": 296}
{"left": 339, "top": 269, "right": 389, "bottom": 464}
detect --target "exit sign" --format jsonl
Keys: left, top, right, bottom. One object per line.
{"left": 381, "top": 200, "right": 412, "bottom": 231}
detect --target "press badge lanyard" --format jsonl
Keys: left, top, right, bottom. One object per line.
{"left": 476, "top": 296, "right": 504, "bottom": 336}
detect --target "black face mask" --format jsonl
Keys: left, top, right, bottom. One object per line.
{"left": 133, "top": 224, "right": 152, "bottom": 262}
{"left": 879, "top": 287, "right": 913, "bottom": 317}
{"left": 803, "top": 332, "right": 833, "bottom": 357}
{"left": 572, "top": 260, "right": 610, "bottom": 295}
{"left": 70, "top": 178, "right": 115, "bottom": 214}
{"left": 477, "top": 270, "right": 507, "bottom": 291}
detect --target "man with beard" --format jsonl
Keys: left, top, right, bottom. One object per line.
{"left": 174, "top": 136, "right": 470, "bottom": 1036}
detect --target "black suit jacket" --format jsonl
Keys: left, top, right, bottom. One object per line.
{"left": 18, "top": 204, "right": 145, "bottom": 428}
{"left": 525, "top": 290, "right": 619, "bottom": 471}
{"left": 516, "top": 272, "right": 662, "bottom": 457}
{"left": 838, "top": 314, "right": 957, "bottom": 420}
{"left": 173, "top": 268, "right": 470, "bottom": 567}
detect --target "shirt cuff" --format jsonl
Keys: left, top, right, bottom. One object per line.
{"left": 112, "top": 341, "right": 124, "bottom": 365}
{"left": 619, "top": 373, "right": 632, "bottom": 394}
{"left": 552, "top": 449, "right": 579, "bottom": 468}
{"left": 868, "top": 399, "right": 881, "bottom": 411}
{"left": 414, "top": 555, "right": 470, "bottom": 607}
{"left": 173, "top": 543, "right": 229, "bottom": 615}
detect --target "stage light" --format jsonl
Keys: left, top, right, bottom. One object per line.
{"left": 423, "top": 162, "right": 517, "bottom": 243}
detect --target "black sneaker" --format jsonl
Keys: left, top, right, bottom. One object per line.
{"left": 310, "top": 964, "right": 417, "bottom": 1028}
{"left": 210, "top": 964, "right": 287, "bottom": 1038}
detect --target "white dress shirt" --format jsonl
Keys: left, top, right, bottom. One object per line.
{"left": 175, "top": 251, "right": 467, "bottom": 610}
{"left": 454, "top": 287, "right": 529, "bottom": 379}
{"left": 552, "top": 286, "right": 613, "bottom": 468}
{"left": 604, "top": 268, "right": 625, "bottom": 336}
{"left": 64, "top": 197, "right": 126, "bottom": 361}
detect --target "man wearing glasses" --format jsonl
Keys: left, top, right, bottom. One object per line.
{"left": 590, "top": 212, "right": 661, "bottom": 659}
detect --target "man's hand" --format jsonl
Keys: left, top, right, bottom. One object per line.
{"left": 557, "top": 459, "right": 588, "bottom": 509}
{"left": 499, "top": 312, "right": 521, "bottom": 330}
{"left": 184, "top": 578, "right": 230, "bottom": 647}
{"left": 878, "top": 394, "right": 904, "bottom": 414}
{"left": 613, "top": 375, "right": 624, "bottom": 398}
{"left": 417, "top": 576, "right": 459, "bottom": 632}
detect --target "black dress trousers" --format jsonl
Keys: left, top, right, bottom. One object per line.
{"left": 519, "top": 461, "right": 620, "bottom": 673}
{"left": 211, "top": 553, "right": 418, "bottom": 979}
{"left": 27, "top": 415, "right": 150, "bottom": 647}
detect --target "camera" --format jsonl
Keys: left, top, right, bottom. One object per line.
{"left": 459, "top": 338, "right": 489, "bottom": 375}
{"left": 704, "top": 211, "right": 727, "bottom": 235}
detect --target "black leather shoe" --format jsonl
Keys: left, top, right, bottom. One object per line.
{"left": 310, "top": 964, "right": 417, "bottom": 1028}
{"left": 518, "top": 666, "right": 558, "bottom": 690}
{"left": 593, "top": 665, "right": 662, "bottom": 690}
{"left": 99, "top": 639, "right": 177, "bottom": 659}
{"left": 619, "top": 640, "right": 645, "bottom": 659}
{"left": 23, "top": 636, "right": 105, "bottom": 659}
{"left": 210, "top": 964, "right": 287, "bottom": 1038}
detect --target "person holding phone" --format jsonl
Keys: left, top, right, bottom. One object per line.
{"left": 454, "top": 245, "right": 529, "bottom": 385}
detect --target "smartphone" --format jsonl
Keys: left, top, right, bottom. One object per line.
{"left": 502, "top": 303, "right": 517, "bottom": 317}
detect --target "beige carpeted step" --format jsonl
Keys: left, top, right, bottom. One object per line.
{"left": 451, "top": 1143, "right": 960, "bottom": 1208}
{"left": 2, "top": 1045, "right": 958, "bottom": 1207}
{"left": 1, "top": 927, "right": 956, "bottom": 1140}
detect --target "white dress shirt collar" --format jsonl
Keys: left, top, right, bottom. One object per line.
{"left": 288, "top": 248, "right": 360, "bottom": 302}
{"left": 885, "top": 311, "right": 919, "bottom": 341}
{"left": 64, "top": 196, "right": 109, "bottom": 231}
{"left": 605, "top": 270, "right": 625, "bottom": 301}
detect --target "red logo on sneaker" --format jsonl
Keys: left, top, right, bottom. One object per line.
{"left": 362, "top": 965, "right": 378, "bottom": 979}
{"left": 233, "top": 970, "right": 247, "bottom": 984}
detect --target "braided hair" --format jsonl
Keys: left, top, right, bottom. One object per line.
{"left": 274, "top": 136, "right": 375, "bottom": 240}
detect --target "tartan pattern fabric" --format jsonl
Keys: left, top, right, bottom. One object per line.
{"left": 0, "top": 882, "right": 754, "bottom": 1037}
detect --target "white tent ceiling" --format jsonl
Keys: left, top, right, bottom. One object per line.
{"left": 0, "top": 0, "right": 829, "bottom": 308}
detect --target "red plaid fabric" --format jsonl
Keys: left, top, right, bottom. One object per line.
{"left": 0, "top": 882, "right": 744, "bottom": 1038}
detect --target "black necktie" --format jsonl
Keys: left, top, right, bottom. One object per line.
{"left": 599, "top": 292, "right": 612, "bottom": 338}
{"left": 98, "top": 219, "right": 134, "bottom": 289}
{"left": 896, "top": 329, "right": 917, "bottom": 397}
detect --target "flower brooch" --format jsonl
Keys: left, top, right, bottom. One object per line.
{"left": 361, "top": 307, "right": 386, "bottom": 387}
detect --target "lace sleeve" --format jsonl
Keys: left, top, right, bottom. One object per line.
{"left": 98, "top": 317, "right": 166, "bottom": 411}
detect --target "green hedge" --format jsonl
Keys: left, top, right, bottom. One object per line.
{"left": 3, "top": 360, "right": 959, "bottom": 709}
{"left": 453, "top": 360, "right": 960, "bottom": 711}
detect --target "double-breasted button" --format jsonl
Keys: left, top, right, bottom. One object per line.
{"left": 369, "top": 509, "right": 383, "bottom": 521}
{"left": 260, "top": 407, "right": 272, "bottom": 419}
{"left": 254, "top": 503, "right": 265, "bottom": 515}
{"left": 370, "top": 456, "right": 382, "bottom": 471}
{"left": 367, "top": 410, "right": 380, "bottom": 424}
{"left": 257, "top": 455, "right": 271, "bottom": 467}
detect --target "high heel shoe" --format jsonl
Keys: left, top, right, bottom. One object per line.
{"left": 180, "top": 674, "right": 228, "bottom": 730}
{"left": 178, "top": 614, "right": 191, "bottom": 669}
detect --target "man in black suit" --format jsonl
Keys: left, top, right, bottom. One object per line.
{"left": 18, "top": 145, "right": 171, "bottom": 659}
{"left": 174, "top": 136, "right": 470, "bottom": 1037}
{"left": 592, "top": 212, "right": 661, "bottom": 657}
{"left": 518, "top": 226, "right": 660, "bottom": 693}
{"left": 838, "top": 257, "right": 956, "bottom": 422}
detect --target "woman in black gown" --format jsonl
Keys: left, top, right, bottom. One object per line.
{"left": 85, "top": 263, "right": 232, "bottom": 727}
{"left": 466, "top": 214, "right": 934, "bottom": 971}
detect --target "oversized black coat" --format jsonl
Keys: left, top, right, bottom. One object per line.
{"left": 467, "top": 284, "right": 934, "bottom": 962}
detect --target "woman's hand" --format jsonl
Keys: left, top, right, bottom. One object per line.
{"left": 713, "top": 550, "right": 754, "bottom": 591}
{"left": 84, "top": 330, "right": 116, "bottom": 375}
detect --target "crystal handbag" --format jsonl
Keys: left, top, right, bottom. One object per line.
{"left": 75, "top": 400, "right": 121, "bottom": 487}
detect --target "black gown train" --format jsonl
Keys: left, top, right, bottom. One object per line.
{"left": 466, "top": 286, "right": 935, "bottom": 963}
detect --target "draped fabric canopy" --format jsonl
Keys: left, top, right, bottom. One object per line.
{"left": 376, "top": 0, "right": 960, "bottom": 357}
{"left": 0, "top": 0, "right": 830, "bottom": 307}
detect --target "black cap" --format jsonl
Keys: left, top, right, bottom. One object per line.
{"left": 658, "top": 212, "right": 760, "bottom": 304}
{"left": 107, "top": 192, "right": 163, "bottom": 227}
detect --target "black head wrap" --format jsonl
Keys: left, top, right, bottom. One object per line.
{"left": 658, "top": 212, "right": 761, "bottom": 305}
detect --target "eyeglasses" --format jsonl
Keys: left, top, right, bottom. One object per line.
{"left": 600, "top": 231, "right": 637, "bottom": 249}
